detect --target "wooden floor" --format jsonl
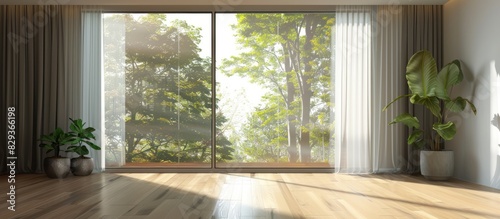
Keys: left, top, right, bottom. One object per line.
{"left": 1, "top": 173, "right": 500, "bottom": 219}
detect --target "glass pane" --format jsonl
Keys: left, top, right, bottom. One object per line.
{"left": 103, "top": 13, "right": 212, "bottom": 168}
{"left": 216, "top": 13, "right": 335, "bottom": 168}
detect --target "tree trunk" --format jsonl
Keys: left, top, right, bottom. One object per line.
{"left": 299, "top": 82, "right": 312, "bottom": 162}
{"left": 283, "top": 43, "right": 299, "bottom": 162}
{"left": 125, "top": 112, "right": 138, "bottom": 163}
{"left": 298, "top": 15, "right": 317, "bottom": 162}
{"left": 126, "top": 136, "right": 134, "bottom": 163}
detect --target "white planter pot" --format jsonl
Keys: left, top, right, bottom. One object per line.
{"left": 420, "top": 150, "right": 454, "bottom": 180}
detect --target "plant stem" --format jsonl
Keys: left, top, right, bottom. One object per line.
{"left": 55, "top": 144, "right": 60, "bottom": 157}
{"left": 437, "top": 99, "right": 445, "bottom": 151}
{"left": 434, "top": 135, "right": 441, "bottom": 151}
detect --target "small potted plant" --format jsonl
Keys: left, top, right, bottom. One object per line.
{"left": 384, "top": 50, "right": 476, "bottom": 180}
{"left": 66, "top": 118, "right": 101, "bottom": 176}
{"left": 39, "top": 128, "right": 75, "bottom": 179}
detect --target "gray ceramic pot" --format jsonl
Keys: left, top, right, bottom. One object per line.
{"left": 44, "top": 157, "right": 71, "bottom": 179}
{"left": 420, "top": 150, "right": 454, "bottom": 181}
{"left": 71, "top": 157, "right": 94, "bottom": 176}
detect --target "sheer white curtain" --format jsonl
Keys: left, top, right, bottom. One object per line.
{"left": 82, "top": 7, "right": 104, "bottom": 172}
{"left": 372, "top": 5, "right": 406, "bottom": 173}
{"left": 102, "top": 13, "right": 127, "bottom": 168}
{"left": 334, "top": 6, "right": 405, "bottom": 173}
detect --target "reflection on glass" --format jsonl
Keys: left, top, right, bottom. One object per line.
{"left": 103, "top": 13, "right": 213, "bottom": 168}
{"left": 216, "top": 13, "right": 335, "bottom": 168}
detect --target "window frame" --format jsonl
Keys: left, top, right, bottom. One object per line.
{"left": 101, "top": 7, "right": 337, "bottom": 173}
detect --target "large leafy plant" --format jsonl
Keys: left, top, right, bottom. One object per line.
{"left": 39, "top": 128, "right": 75, "bottom": 157}
{"left": 66, "top": 118, "right": 101, "bottom": 157}
{"left": 383, "top": 50, "right": 476, "bottom": 151}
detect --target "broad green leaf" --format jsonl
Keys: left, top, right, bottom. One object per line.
{"left": 69, "top": 138, "right": 80, "bottom": 145}
{"left": 84, "top": 140, "right": 101, "bottom": 150}
{"left": 54, "top": 128, "right": 64, "bottom": 134}
{"left": 452, "top": 60, "right": 464, "bottom": 83}
{"left": 414, "top": 139, "right": 425, "bottom": 149}
{"left": 70, "top": 118, "right": 84, "bottom": 132}
{"left": 70, "top": 123, "right": 77, "bottom": 132}
{"left": 408, "top": 129, "right": 423, "bottom": 145}
{"left": 433, "top": 122, "right": 457, "bottom": 141}
{"left": 85, "top": 127, "right": 96, "bottom": 133}
{"left": 465, "top": 99, "right": 477, "bottom": 115}
{"left": 436, "top": 61, "right": 462, "bottom": 100}
{"left": 445, "top": 97, "right": 467, "bottom": 112}
{"left": 411, "top": 95, "right": 442, "bottom": 119}
{"left": 445, "top": 97, "right": 476, "bottom": 115}
{"left": 406, "top": 50, "right": 439, "bottom": 98}
{"left": 389, "top": 113, "right": 420, "bottom": 129}
{"left": 80, "top": 146, "right": 90, "bottom": 156}
{"left": 409, "top": 94, "right": 419, "bottom": 104}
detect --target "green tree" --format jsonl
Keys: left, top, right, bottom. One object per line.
{"left": 241, "top": 94, "right": 288, "bottom": 162}
{"left": 104, "top": 14, "right": 232, "bottom": 164}
{"left": 221, "top": 13, "right": 334, "bottom": 162}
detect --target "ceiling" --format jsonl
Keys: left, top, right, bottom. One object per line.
{"left": 2, "top": 0, "right": 449, "bottom": 6}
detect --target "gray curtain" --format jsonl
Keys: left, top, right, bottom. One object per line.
{"left": 0, "top": 5, "right": 82, "bottom": 174}
{"left": 402, "top": 5, "right": 443, "bottom": 173}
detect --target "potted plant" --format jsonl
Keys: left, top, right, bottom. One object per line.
{"left": 383, "top": 50, "right": 476, "bottom": 180}
{"left": 66, "top": 118, "right": 101, "bottom": 176}
{"left": 39, "top": 128, "right": 75, "bottom": 179}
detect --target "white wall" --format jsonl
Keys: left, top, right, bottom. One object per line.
{"left": 444, "top": 0, "right": 500, "bottom": 189}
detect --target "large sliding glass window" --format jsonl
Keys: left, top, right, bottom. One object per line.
{"left": 216, "top": 13, "right": 335, "bottom": 168}
{"left": 103, "top": 12, "right": 335, "bottom": 169}
{"left": 103, "top": 13, "right": 213, "bottom": 168}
